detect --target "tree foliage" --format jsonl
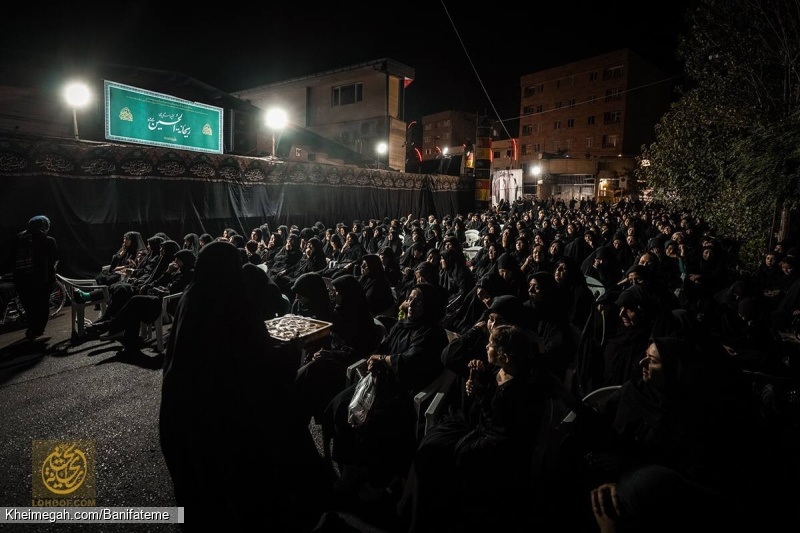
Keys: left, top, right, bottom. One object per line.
{"left": 636, "top": 0, "right": 800, "bottom": 269}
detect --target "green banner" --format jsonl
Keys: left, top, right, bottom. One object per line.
{"left": 104, "top": 80, "right": 223, "bottom": 154}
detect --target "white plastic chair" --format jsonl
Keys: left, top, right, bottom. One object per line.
{"left": 413, "top": 369, "right": 457, "bottom": 440}
{"left": 464, "top": 229, "right": 480, "bottom": 247}
{"left": 560, "top": 385, "right": 622, "bottom": 425}
{"left": 57, "top": 274, "right": 109, "bottom": 339}
{"left": 140, "top": 292, "right": 183, "bottom": 353}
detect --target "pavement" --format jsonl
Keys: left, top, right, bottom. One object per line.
{"left": 0, "top": 305, "right": 400, "bottom": 532}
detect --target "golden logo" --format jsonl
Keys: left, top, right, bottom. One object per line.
{"left": 119, "top": 107, "right": 134, "bottom": 122}
{"left": 32, "top": 440, "right": 96, "bottom": 505}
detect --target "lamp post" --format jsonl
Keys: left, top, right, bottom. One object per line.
{"left": 64, "top": 82, "right": 90, "bottom": 140}
{"left": 375, "top": 141, "right": 387, "bottom": 169}
{"left": 265, "top": 108, "right": 288, "bottom": 158}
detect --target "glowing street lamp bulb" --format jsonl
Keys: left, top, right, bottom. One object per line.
{"left": 64, "top": 83, "right": 90, "bottom": 107}
{"left": 376, "top": 142, "right": 388, "bottom": 155}
{"left": 266, "top": 108, "right": 288, "bottom": 130}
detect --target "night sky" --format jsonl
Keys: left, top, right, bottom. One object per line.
{"left": 1, "top": 1, "right": 697, "bottom": 127}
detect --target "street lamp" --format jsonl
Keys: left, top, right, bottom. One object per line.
{"left": 265, "top": 108, "right": 288, "bottom": 157}
{"left": 375, "top": 141, "right": 387, "bottom": 169}
{"left": 64, "top": 82, "right": 90, "bottom": 140}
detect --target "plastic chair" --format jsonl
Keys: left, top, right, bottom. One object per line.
{"left": 140, "top": 292, "right": 183, "bottom": 353}
{"left": 413, "top": 369, "right": 457, "bottom": 440}
{"left": 585, "top": 275, "right": 606, "bottom": 299}
{"left": 464, "top": 229, "right": 480, "bottom": 247}
{"left": 57, "top": 273, "right": 109, "bottom": 339}
{"left": 560, "top": 385, "right": 622, "bottom": 425}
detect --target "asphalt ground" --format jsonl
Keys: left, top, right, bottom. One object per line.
{"left": 0, "top": 306, "right": 399, "bottom": 533}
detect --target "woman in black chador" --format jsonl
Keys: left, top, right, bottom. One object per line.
{"left": 397, "top": 324, "right": 546, "bottom": 532}
{"left": 159, "top": 241, "right": 328, "bottom": 529}
{"left": 323, "top": 282, "right": 449, "bottom": 498}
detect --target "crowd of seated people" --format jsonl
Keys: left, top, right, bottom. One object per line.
{"left": 79, "top": 198, "right": 800, "bottom": 531}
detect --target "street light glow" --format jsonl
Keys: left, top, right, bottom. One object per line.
{"left": 265, "top": 108, "right": 288, "bottom": 157}
{"left": 64, "top": 82, "right": 91, "bottom": 107}
{"left": 375, "top": 141, "right": 387, "bottom": 169}
{"left": 265, "top": 108, "right": 288, "bottom": 130}
{"left": 64, "top": 82, "right": 90, "bottom": 140}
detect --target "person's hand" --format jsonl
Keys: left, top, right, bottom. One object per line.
{"left": 313, "top": 349, "right": 333, "bottom": 362}
{"left": 367, "top": 354, "right": 389, "bottom": 372}
{"left": 590, "top": 483, "right": 621, "bottom": 533}
{"left": 465, "top": 360, "right": 485, "bottom": 397}
{"left": 473, "top": 319, "right": 487, "bottom": 332}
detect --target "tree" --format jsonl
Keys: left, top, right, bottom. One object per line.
{"left": 637, "top": 0, "right": 800, "bottom": 269}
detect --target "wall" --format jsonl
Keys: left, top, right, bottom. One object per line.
{"left": 0, "top": 136, "right": 474, "bottom": 278}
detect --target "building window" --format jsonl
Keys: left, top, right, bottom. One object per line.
{"left": 295, "top": 147, "right": 302, "bottom": 157}
{"left": 605, "top": 88, "right": 623, "bottom": 102}
{"left": 493, "top": 150, "right": 501, "bottom": 158}
{"left": 589, "top": 72, "right": 598, "bottom": 81}
{"left": 603, "top": 111, "right": 622, "bottom": 124}
{"left": 424, "top": 123, "right": 432, "bottom": 130}
{"left": 523, "top": 86, "right": 535, "bottom": 97}
{"left": 535, "top": 104, "right": 543, "bottom": 113}
{"left": 521, "top": 145, "right": 529, "bottom": 155}
{"left": 587, "top": 115, "right": 595, "bottom": 125}
{"left": 331, "top": 83, "right": 363, "bottom": 107}
{"left": 565, "top": 139, "right": 572, "bottom": 150}
{"left": 589, "top": 94, "right": 597, "bottom": 103}
{"left": 586, "top": 137, "right": 594, "bottom": 148}
{"left": 535, "top": 123, "right": 542, "bottom": 133}
{"left": 533, "top": 143, "right": 541, "bottom": 152}
{"left": 555, "top": 101, "right": 562, "bottom": 109}
{"left": 568, "top": 98, "right": 576, "bottom": 108}
{"left": 556, "top": 76, "right": 574, "bottom": 89}
{"left": 522, "top": 124, "right": 533, "bottom": 136}
{"left": 537, "top": 83, "right": 544, "bottom": 93}
{"left": 602, "top": 65, "right": 624, "bottom": 80}
{"left": 552, "top": 140, "right": 560, "bottom": 151}
{"left": 554, "top": 121, "right": 562, "bottom": 130}
{"left": 602, "top": 134, "right": 619, "bottom": 148}
{"left": 567, "top": 118, "right": 575, "bottom": 128}
{"left": 443, "top": 119, "right": 450, "bottom": 126}
{"left": 523, "top": 105, "right": 535, "bottom": 115}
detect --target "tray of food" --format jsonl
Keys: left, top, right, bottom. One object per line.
{"left": 265, "top": 314, "right": 333, "bottom": 344}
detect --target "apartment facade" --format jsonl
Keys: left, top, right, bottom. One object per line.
{"left": 517, "top": 48, "right": 673, "bottom": 200}
{"left": 420, "top": 110, "right": 478, "bottom": 161}
{"left": 232, "top": 59, "right": 414, "bottom": 172}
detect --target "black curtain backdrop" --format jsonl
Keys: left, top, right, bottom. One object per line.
{"left": 0, "top": 136, "right": 474, "bottom": 278}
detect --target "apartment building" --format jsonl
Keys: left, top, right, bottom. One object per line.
{"left": 232, "top": 59, "right": 414, "bottom": 172}
{"left": 518, "top": 48, "right": 673, "bottom": 200}
{"left": 420, "top": 110, "right": 478, "bottom": 160}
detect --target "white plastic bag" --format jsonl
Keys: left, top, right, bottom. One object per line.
{"left": 347, "top": 372, "right": 377, "bottom": 427}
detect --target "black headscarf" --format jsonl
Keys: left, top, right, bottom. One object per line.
{"left": 27, "top": 215, "right": 50, "bottom": 236}
{"left": 174, "top": 249, "right": 196, "bottom": 272}
{"left": 410, "top": 282, "right": 446, "bottom": 325}
{"left": 291, "top": 272, "right": 334, "bottom": 321}
{"left": 330, "top": 274, "right": 376, "bottom": 355}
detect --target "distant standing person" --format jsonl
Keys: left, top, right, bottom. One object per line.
{"left": 12, "top": 215, "right": 58, "bottom": 340}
